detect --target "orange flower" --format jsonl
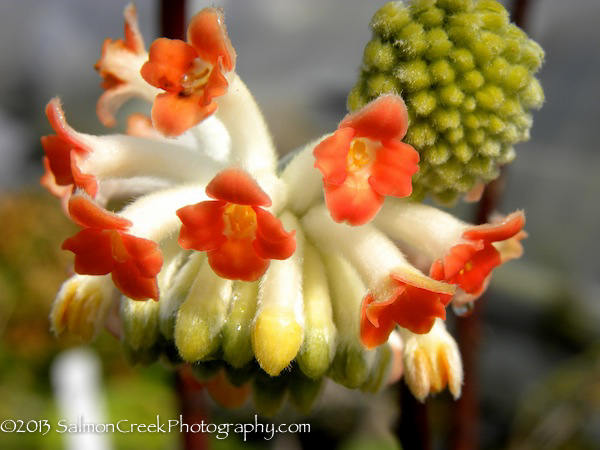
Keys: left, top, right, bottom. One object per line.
{"left": 141, "top": 8, "right": 236, "bottom": 136}
{"left": 177, "top": 169, "right": 296, "bottom": 281}
{"left": 313, "top": 94, "right": 419, "bottom": 225}
{"left": 40, "top": 99, "right": 97, "bottom": 198}
{"left": 360, "top": 273, "right": 453, "bottom": 349}
{"left": 429, "top": 212, "right": 526, "bottom": 297}
{"left": 95, "top": 4, "right": 152, "bottom": 127}
{"left": 62, "top": 194, "right": 163, "bottom": 300}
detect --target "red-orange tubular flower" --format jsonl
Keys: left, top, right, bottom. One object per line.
{"left": 62, "top": 194, "right": 163, "bottom": 300}
{"left": 313, "top": 94, "right": 420, "bottom": 225}
{"left": 360, "top": 274, "right": 453, "bottom": 349}
{"left": 41, "top": 100, "right": 98, "bottom": 198}
{"left": 177, "top": 168, "right": 296, "bottom": 281}
{"left": 141, "top": 8, "right": 236, "bottom": 136}
{"left": 429, "top": 211, "right": 526, "bottom": 298}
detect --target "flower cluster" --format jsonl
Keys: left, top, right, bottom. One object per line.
{"left": 44, "top": 2, "right": 532, "bottom": 415}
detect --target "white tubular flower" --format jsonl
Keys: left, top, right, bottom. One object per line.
{"left": 95, "top": 3, "right": 160, "bottom": 127}
{"left": 400, "top": 319, "right": 463, "bottom": 402}
{"left": 43, "top": 2, "right": 532, "bottom": 415}
{"left": 40, "top": 98, "right": 225, "bottom": 204}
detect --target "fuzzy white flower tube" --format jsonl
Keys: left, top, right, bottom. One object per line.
{"left": 215, "top": 74, "right": 277, "bottom": 175}
{"left": 159, "top": 252, "right": 205, "bottom": 339}
{"left": 321, "top": 251, "right": 376, "bottom": 388}
{"left": 296, "top": 243, "right": 337, "bottom": 379}
{"left": 302, "top": 203, "right": 454, "bottom": 304}
{"left": 280, "top": 137, "right": 329, "bottom": 215}
{"left": 252, "top": 211, "right": 305, "bottom": 376}
{"left": 174, "top": 258, "right": 234, "bottom": 361}
{"left": 45, "top": 99, "right": 225, "bottom": 186}
{"left": 50, "top": 274, "right": 115, "bottom": 341}
{"left": 399, "top": 319, "right": 463, "bottom": 401}
{"left": 375, "top": 199, "right": 476, "bottom": 261}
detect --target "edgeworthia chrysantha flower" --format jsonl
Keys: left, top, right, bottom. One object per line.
{"left": 43, "top": 1, "right": 539, "bottom": 414}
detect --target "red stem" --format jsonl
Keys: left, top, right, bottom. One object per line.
{"left": 176, "top": 368, "right": 210, "bottom": 450}
{"left": 160, "top": 0, "right": 186, "bottom": 40}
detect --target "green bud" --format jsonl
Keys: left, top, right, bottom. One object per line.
{"left": 121, "top": 297, "right": 160, "bottom": 351}
{"left": 349, "top": 0, "right": 544, "bottom": 203}
{"left": 221, "top": 281, "right": 259, "bottom": 368}
{"left": 297, "top": 244, "right": 337, "bottom": 380}
{"left": 175, "top": 261, "right": 232, "bottom": 362}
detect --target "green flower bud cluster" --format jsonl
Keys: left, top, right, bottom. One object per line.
{"left": 347, "top": 0, "right": 544, "bottom": 204}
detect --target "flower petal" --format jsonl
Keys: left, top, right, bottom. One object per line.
{"left": 97, "top": 83, "right": 137, "bottom": 128}
{"left": 122, "top": 234, "right": 164, "bottom": 278}
{"left": 386, "top": 280, "right": 449, "bottom": 334}
{"left": 112, "top": 259, "right": 160, "bottom": 301}
{"left": 205, "top": 168, "right": 272, "bottom": 207}
{"left": 68, "top": 194, "right": 131, "bottom": 230}
{"left": 151, "top": 92, "right": 216, "bottom": 136}
{"left": 122, "top": 3, "right": 145, "bottom": 53}
{"left": 360, "top": 272, "right": 452, "bottom": 348}
{"left": 208, "top": 238, "right": 269, "bottom": 281}
{"left": 62, "top": 228, "right": 116, "bottom": 275}
{"left": 41, "top": 135, "right": 74, "bottom": 186}
{"left": 187, "top": 8, "right": 236, "bottom": 72}
{"left": 360, "top": 293, "right": 398, "bottom": 349}
{"left": 177, "top": 201, "right": 226, "bottom": 251}
{"left": 141, "top": 38, "right": 197, "bottom": 92}
{"left": 40, "top": 157, "right": 72, "bottom": 204}
{"left": 202, "top": 58, "right": 229, "bottom": 102}
{"left": 313, "top": 128, "right": 354, "bottom": 185}
{"left": 253, "top": 207, "right": 296, "bottom": 260}
{"left": 369, "top": 140, "right": 419, "bottom": 198}
{"left": 462, "top": 211, "right": 526, "bottom": 243}
{"left": 323, "top": 179, "right": 384, "bottom": 226}
{"left": 340, "top": 94, "right": 410, "bottom": 141}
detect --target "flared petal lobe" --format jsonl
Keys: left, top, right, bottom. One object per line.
{"left": 339, "top": 94, "right": 409, "bottom": 142}
{"left": 141, "top": 38, "right": 197, "bottom": 92}
{"left": 62, "top": 195, "right": 162, "bottom": 300}
{"left": 187, "top": 8, "right": 236, "bottom": 71}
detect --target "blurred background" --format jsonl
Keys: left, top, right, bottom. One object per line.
{"left": 1, "top": 0, "right": 599, "bottom": 448}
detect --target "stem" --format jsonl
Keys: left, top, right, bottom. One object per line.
{"left": 161, "top": 0, "right": 186, "bottom": 40}
{"left": 397, "top": 383, "right": 431, "bottom": 450}
{"left": 451, "top": 172, "right": 505, "bottom": 450}
{"left": 175, "top": 368, "right": 209, "bottom": 450}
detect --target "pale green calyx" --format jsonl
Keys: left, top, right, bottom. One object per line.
{"left": 347, "top": 0, "right": 544, "bottom": 204}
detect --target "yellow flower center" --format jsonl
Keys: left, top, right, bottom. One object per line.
{"left": 458, "top": 261, "right": 473, "bottom": 276}
{"left": 223, "top": 204, "right": 257, "bottom": 238}
{"left": 346, "top": 138, "right": 374, "bottom": 173}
